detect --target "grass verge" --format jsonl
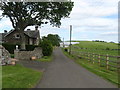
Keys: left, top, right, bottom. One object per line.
{"left": 62, "top": 48, "right": 119, "bottom": 87}
{"left": 2, "top": 64, "right": 43, "bottom": 88}
{"left": 36, "top": 56, "right": 52, "bottom": 62}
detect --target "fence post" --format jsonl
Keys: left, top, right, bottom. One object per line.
{"left": 84, "top": 53, "right": 86, "bottom": 59}
{"left": 98, "top": 54, "right": 101, "bottom": 66}
{"left": 106, "top": 54, "right": 109, "bottom": 70}
{"left": 93, "top": 53, "right": 95, "bottom": 64}
{"left": 88, "top": 53, "right": 90, "bottom": 61}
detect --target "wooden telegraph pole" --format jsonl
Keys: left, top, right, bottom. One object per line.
{"left": 69, "top": 25, "right": 72, "bottom": 55}
{"left": 63, "top": 38, "right": 64, "bottom": 48}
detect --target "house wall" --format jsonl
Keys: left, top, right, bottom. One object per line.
{"left": 5, "top": 30, "right": 29, "bottom": 45}
{"left": 36, "top": 37, "right": 40, "bottom": 45}
{"left": 29, "top": 38, "right": 33, "bottom": 45}
{"left": 4, "top": 30, "right": 39, "bottom": 45}
{"left": 4, "top": 30, "right": 40, "bottom": 46}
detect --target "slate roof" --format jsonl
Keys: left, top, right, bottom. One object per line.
{"left": 4, "top": 29, "right": 15, "bottom": 37}
{"left": 24, "top": 30, "right": 39, "bottom": 38}
{"left": 0, "top": 29, "right": 40, "bottom": 43}
{"left": 1, "top": 29, "right": 39, "bottom": 38}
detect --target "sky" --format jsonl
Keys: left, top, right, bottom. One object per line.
{"left": 0, "top": 0, "right": 119, "bottom": 42}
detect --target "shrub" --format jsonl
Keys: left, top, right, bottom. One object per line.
{"left": 26, "top": 45, "right": 37, "bottom": 51}
{"left": 38, "top": 39, "right": 42, "bottom": 47}
{"left": 106, "top": 47, "right": 110, "bottom": 50}
{"left": 2, "top": 43, "right": 19, "bottom": 54}
{"left": 64, "top": 48, "right": 68, "bottom": 52}
{"left": 41, "top": 39, "right": 53, "bottom": 56}
{"left": 2, "top": 43, "right": 38, "bottom": 54}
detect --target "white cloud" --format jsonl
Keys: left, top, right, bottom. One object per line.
{"left": 100, "top": 32, "right": 118, "bottom": 35}
{"left": 0, "top": 1, "right": 118, "bottom": 42}
{"left": 70, "top": 0, "right": 118, "bottom": 19}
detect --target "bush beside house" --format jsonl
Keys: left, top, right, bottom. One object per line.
{"left": 2, "top": 43, "right": 38, "bottom": 54}
{"left": 41, "top": 39, "right": 53, "bottom": 56}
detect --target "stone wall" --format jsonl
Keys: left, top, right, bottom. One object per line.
{"left": 14, "top": 47, "right": 43, "bottom": 60}
{"left": 0, "top": 45, "right": 11, "bottom": 65}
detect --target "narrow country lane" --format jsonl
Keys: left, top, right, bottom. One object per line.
{"left": 36, "top": 47, "right": 117, "bottom": 88}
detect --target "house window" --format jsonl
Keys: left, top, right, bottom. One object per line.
{"left": 15, "top": 34, "right": 20, "bottom": 39}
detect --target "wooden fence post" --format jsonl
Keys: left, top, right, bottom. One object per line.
{"left": 106, "top": 54, "right": 109, "bottom": 70}
{"left": 98, "top": 54, "right": 101, "bottom": 66}
{"left": 88, "top": 53, "right": 90, "bottom": 61}
{"left": 85, "top": 53, "right": 86, "bottom": 59}
{"left": 93, "top": 53, "right": 95, "bottom": 64}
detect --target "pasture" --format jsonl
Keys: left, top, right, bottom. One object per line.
{"left": 72, "top": 41, "right": 118, "bottom": 56}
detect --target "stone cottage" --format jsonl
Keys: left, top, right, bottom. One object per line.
{"left": 0, "top": 26, "right": 40, "bottom": 45}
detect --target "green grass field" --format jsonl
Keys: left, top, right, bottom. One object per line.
{"left": 2, "top": 64, "right": 43, "bottom": 88}
{"left": 72, "top": 41, "right": 118, "bottom": 56}
{"left": 62, "top": 41, "right": 119, "bottom": 86}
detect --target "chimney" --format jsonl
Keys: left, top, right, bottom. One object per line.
{"left": 4, "top": 30, "right": 7, "bottom": 33}
{"left": 35, "top": 25, "right": 38, "bottom": 31}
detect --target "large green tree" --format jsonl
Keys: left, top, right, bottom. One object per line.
{"left": 0, "top": 2, "right": 74, "bottom": 50}
{"left": 42, "top": 34, "right": 61, "bottom": 46}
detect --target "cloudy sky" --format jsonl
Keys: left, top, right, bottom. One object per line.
{"left": 0, "top": 0, "right": 119, "bottom": 42}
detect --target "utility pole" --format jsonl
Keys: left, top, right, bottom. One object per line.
{"left": 63, "top": 38, "right": 64, "bottom": 48}
{"left": 69, "top": 25, "right": 72, "bottom": 55}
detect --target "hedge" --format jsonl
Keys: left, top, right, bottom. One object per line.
{"left": 2, "top": 43, "right": 38, "bottom": 54}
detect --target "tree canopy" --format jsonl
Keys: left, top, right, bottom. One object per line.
{"left": 42, "top": 34, "right": 61, "bottom": 46}
{"left": 1, "top": 2, "right": 74, "bottom": 30}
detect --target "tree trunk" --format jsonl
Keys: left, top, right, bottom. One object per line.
{"left": 20, "top": 30, "right": 26, "bottom": 50}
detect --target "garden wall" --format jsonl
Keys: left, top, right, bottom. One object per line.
{"left": 14, "top": 47, "right": 43, "bottom": 60}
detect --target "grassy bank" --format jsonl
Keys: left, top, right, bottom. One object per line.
{"left": 36, "top": 55, "right": 53, "bottom": 62}
{"left": 2, "top": 64, "right": 43, "bottom": 88}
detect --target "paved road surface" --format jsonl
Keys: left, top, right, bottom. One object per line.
{"left": 35, "top": 47, "right": 117, "bottom": 88}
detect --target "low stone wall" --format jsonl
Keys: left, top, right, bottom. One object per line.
{"left": 14, "top": 47, "right": 43, "bottom": 60}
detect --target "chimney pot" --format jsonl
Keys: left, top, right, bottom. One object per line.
{"left": 35, "top": 25, "right": 38, "bottom": 30}
{"left": 4, "top": 30, "right": 7, "bottom": 33}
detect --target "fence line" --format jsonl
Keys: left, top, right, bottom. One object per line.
{"left": 71, "top": 51, "right": 120, "bottom": 70}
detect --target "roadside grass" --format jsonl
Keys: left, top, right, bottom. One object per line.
{"left": 36, "top": 56, "right": 52, "bottom": 62}
{"left": 2, "top": 64, "right": 43, "bottom": 88}
{"left": 0, "top": 66, "right": 2, "bottom": 88}
{"left": 62, "top": 48, "right": 119, "bottom": 87}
